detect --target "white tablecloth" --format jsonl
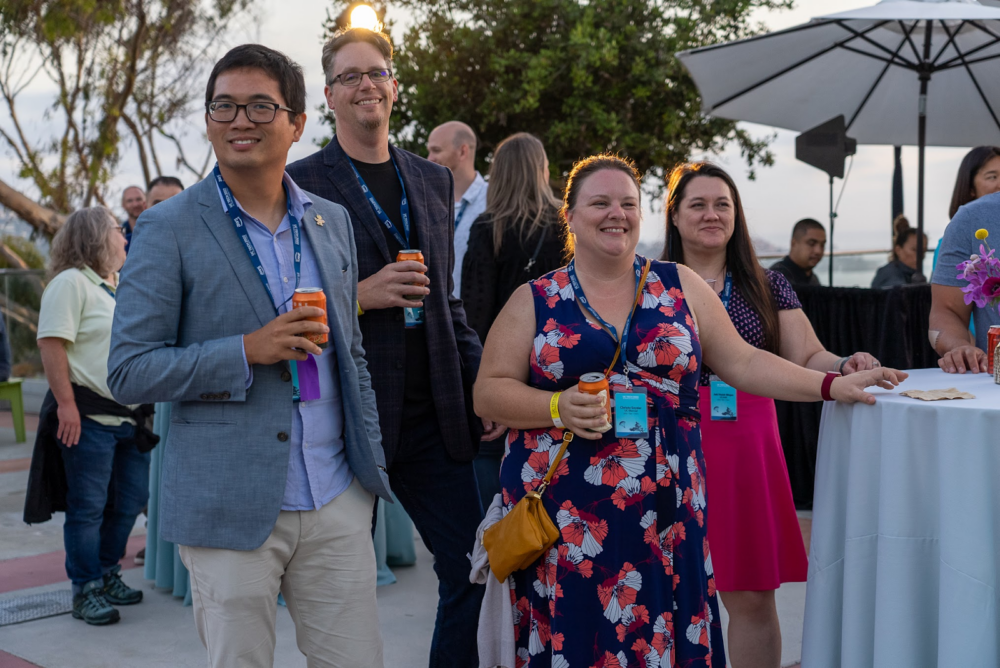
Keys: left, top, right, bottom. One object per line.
{"left": 802, "top": 367, "right": 1000, "bottom": 668}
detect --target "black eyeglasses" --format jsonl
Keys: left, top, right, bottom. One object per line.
{"left": 206, "top": 101, "right": 296, "bottom": 124}
{"left": 329, "top": 69, "right": 393, "bottom": 87}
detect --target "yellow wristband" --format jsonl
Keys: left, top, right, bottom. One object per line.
{"left": 549, "top": 391, "right": 565, "bottom": 429}
{"left": 357, "top": 301, "right": 364, "bottom": 316}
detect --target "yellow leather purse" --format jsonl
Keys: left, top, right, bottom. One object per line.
{"left": 482, "top": 432, "right": 573, "bottom": 582}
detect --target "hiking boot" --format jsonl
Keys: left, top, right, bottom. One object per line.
{"left": 72, "top": 580, "right": 120, "bottom": 626}
{"left": 102, "top": 566, "right": 143, "bottom": 605}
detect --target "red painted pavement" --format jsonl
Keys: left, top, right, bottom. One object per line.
{"left": 0, "top": 650, "right": 42, "bottom": 667}
{"left": 0, "top": 534, "right": 144, "bottom": 595}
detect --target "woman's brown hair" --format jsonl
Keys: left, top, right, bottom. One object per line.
{"left": 485, "top": 133, "right": 562, "bottom": 254}
{"left": 949, "top": 146, "right": 1000, "bottom": 219}
{"left": 661, "top": 162, "right": 781, "bottom": 354}
{"left": 49, "top": 207, "right": 121, "bottom": 279}
{"left": 890, "top": 214, "right": 927, "bottom": 263}
{"left": 560, "top": 154, "right": 642, "bottom": 258}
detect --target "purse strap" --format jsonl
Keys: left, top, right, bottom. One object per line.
{"left": 534, "top": 258, "right": 652, "bottom": 498}
{"left": 536, "top": 432, "right": 574, "bottom": 495}
{"left": 603, "top": 257, "right": 653, "bottom": 377}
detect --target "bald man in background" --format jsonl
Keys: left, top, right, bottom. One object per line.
{"left": 120, "top": 186, "right": 147, "bottom": 254}
{"left": 426, "top": 121, "right": 488, "bottom": 297}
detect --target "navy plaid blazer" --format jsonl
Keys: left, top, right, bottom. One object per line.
{"left": 287, "top": 136, "right": 483, "bottom": 465}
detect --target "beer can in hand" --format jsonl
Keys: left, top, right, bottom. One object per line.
{"left": 396, "top": 249, "right": 425, "bottom": 329}
{"left": 988, "top": 325, "right": 1000, "bottom": 375}
{"left": 579, "top": 372, "right": 612, "bottom": 433}
{"left": 292, "top": 288, "right": 328, "bottom": 349}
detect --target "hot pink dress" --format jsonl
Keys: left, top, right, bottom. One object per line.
{"left": 698, "top": 271, "right": 808, "bottom": 592}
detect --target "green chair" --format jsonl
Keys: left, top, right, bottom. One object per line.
{"left": 0, "top": 378, "right": 26, "bottom": 443}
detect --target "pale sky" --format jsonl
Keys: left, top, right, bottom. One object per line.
{"left": 0, "top": 0, "right": 981, "bottom": 256}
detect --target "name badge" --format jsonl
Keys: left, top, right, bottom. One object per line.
{"left": 614, "top": 387, "right": 649, "bottom": 438}
{"left": 709, "top": 374, "right": 737, "bottom": 421}
{"left": 403, "top": 304, "right": 425, "bottom": 329}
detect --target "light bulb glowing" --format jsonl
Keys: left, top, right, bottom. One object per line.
{"left": 349, "top": 5, "right": 381, "bottom": 32}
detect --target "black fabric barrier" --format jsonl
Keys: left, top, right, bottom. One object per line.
{"left": 774, "top": 284, "right": 939, "bottom": 508}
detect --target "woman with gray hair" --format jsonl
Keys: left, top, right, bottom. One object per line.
{"left": 29, "top": 206, "right": 154, "bottom": 625}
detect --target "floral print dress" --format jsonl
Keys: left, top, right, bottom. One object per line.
{"left": 499, "top": 258, "right": 725, "bottom": 668}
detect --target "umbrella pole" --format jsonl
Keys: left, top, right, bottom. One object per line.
{"left": 916, "top": 20, "right": 932, "bottom": 279}
{"left": 828, "top": 175, "right": 835, "bottom": 286}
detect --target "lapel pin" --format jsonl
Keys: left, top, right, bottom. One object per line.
{"left": 314, "top": 214, "right": 325, "bottom": 227}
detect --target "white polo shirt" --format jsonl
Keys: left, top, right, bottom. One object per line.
{"left": 452, "top": 172, "right": 488, "bottom": 297}
{"left": 37, "top": 266, "right": 134, "bottom": 426}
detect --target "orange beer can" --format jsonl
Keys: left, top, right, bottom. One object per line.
{"left": 292, "top": 288, "right": 328, "bottom": 349}
{"left": 396, "top": 249, "right": 426, "bottom": 329}
{"left": 579, "top": 372, "right": 612, "bottom": 430}
{"left": 988, "top": 325, "right": 1000, "bottom": 375}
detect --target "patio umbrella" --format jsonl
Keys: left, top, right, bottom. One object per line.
{"left": 677, "top": 0, "right": 1000, "bottom": 276}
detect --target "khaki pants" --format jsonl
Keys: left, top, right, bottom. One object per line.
{"left": 179, "top": 478, "right": 383, "bottom": 668}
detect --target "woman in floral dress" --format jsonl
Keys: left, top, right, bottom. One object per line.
{"left": 473, "top": 155, "right": 906, "bottom": 668}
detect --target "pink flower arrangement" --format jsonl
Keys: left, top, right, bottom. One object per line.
{"left": 956, "top": 229, "right": 1000, "bottom": 314}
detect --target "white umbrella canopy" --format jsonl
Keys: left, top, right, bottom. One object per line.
{"left": 678, "top": 0, "right": 1000, "bottom": 146}
{"left": 677, "top": 0, "right": 1000, "bottom": 273}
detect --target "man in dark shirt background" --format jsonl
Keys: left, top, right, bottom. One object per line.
{"left": 770, "top": 217, "right": 826, "bottom": 286}
{"left": 287, "top": 27, "right": 503, "bottom": 667}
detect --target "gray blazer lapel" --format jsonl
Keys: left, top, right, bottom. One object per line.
{"left": 196, "top": 179, "right": 276, "bottom": 328}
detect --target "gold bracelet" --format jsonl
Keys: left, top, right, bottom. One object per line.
{"left": 549, "top": 391, "right": 565, "bottom": 429}
{"left": 357, "top": 301, "right": 364, "bottom": 316}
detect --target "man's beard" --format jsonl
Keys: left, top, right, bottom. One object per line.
{"left": 359, "top": 112, "right": 385, "bottom": 132}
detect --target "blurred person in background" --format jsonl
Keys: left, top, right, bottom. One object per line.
{"left": 663, "top": 162, "right": 880, "bottom": 668}
{"left": 28, "top": 207, "right": 154, "bottom": 625}
{"left": 769, "top": 218, "right": 825, "bottom": 286}
{"left": 0, "top": 315, "right": 10, "bottom": 382}
{"left": 120, "top": 186, "right": 146, "bottom": 253}
{"left": 460, "top": 132, "right": 566, "bottom": 510}
{"left": 147, "top": 176, "right": 185, "bottom": 206}
{"left": 871, "top": 215, "right": 928, "bottom": 289}
{"left": 930, "top": 145, "right": 1000, "bottom": 374}
{"left": 426, "top": 120, "right": 488, "bottom": 298}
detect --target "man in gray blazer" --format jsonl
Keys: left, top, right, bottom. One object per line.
{"left": 108, "top": 44, "right": 389, "bottom": 668}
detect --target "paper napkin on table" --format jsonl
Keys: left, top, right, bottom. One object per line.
{"left": 900, "top": 388, "right": 976, "bottom": 401}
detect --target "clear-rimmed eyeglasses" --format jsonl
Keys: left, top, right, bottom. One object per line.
{"left": 206, "top": 101, "right": 297, "bottom": 124}
{"left": 329, "top": 69, "right": 392, "bottom": 87}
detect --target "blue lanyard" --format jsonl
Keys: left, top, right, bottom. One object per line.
{"left": 566, "top": 256, "right": 645, "bottom": 375}
{"left": 100, "top": 284, "right": 116, "bottom": 300}
{"left": 348, "top": 156, "right": 411, "bottom": 248}
{"left": 454, "top": 200, "right": 469, "bottom": 230}
{"left": 213, "top": 164, "right": 301, "bottom": 310}
{"left": 719, "top": 271, "right": 733, "bottom": 311}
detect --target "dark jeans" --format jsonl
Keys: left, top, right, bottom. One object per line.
{"left": 389, "top": 414, "right": 485, "bottom": 668}
{"left": 472, "top": 438, "right": 504, "bottom": 512}
{"left": 59, "top": 418, "right": 150, "bottom": 593}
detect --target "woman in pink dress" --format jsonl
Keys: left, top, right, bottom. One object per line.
{"left": 660, "top": 162, "right": 880, "bottom": 668}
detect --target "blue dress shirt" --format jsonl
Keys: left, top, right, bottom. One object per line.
{"left": 224, "top": 174, "right": 352, "bottom": 511}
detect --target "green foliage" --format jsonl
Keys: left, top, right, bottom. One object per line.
{"left": 322, "top": 0, "right": 788, "bottom": 191}
{"left": 0, "top": 0, "right": 255, "bottom": 226}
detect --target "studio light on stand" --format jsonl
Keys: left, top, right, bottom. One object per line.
{"left": 795, "top": 116, "right": 857, "bottom": 286}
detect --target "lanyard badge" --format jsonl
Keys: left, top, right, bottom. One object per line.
{"left": 214, "top": 164, "right": 306, "bottom": 402}
{"left": 568, "top": 257, "right": 651, "bottom": 437}
{"left": 709, "top": 374, "right": 737, "bottom": 421}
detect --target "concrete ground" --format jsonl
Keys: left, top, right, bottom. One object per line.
{"left": 0, "top": 410, "right": 806, "bottom": 668}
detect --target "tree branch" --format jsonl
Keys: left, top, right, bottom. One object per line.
{"left": 0, "top": 177, "right": 65, "bottom": 236}
{"left": 120, "top": 111, "right": 151, "bottom": 186}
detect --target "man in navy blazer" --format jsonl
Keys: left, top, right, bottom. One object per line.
{"left": 287, "top": 28, "right": 500, "bottom": 666}
{"left": 109, "top": 45, "right": 388, "bottom": 667}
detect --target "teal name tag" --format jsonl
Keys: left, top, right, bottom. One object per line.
{"left": 709, "top": 375, "right": 736, "bottom": 421}
{"left": 403, "top": 304, "right": 425, "bottom": 329}
{"left": 614, "top": 388, "right": 649, "bottom": 438}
